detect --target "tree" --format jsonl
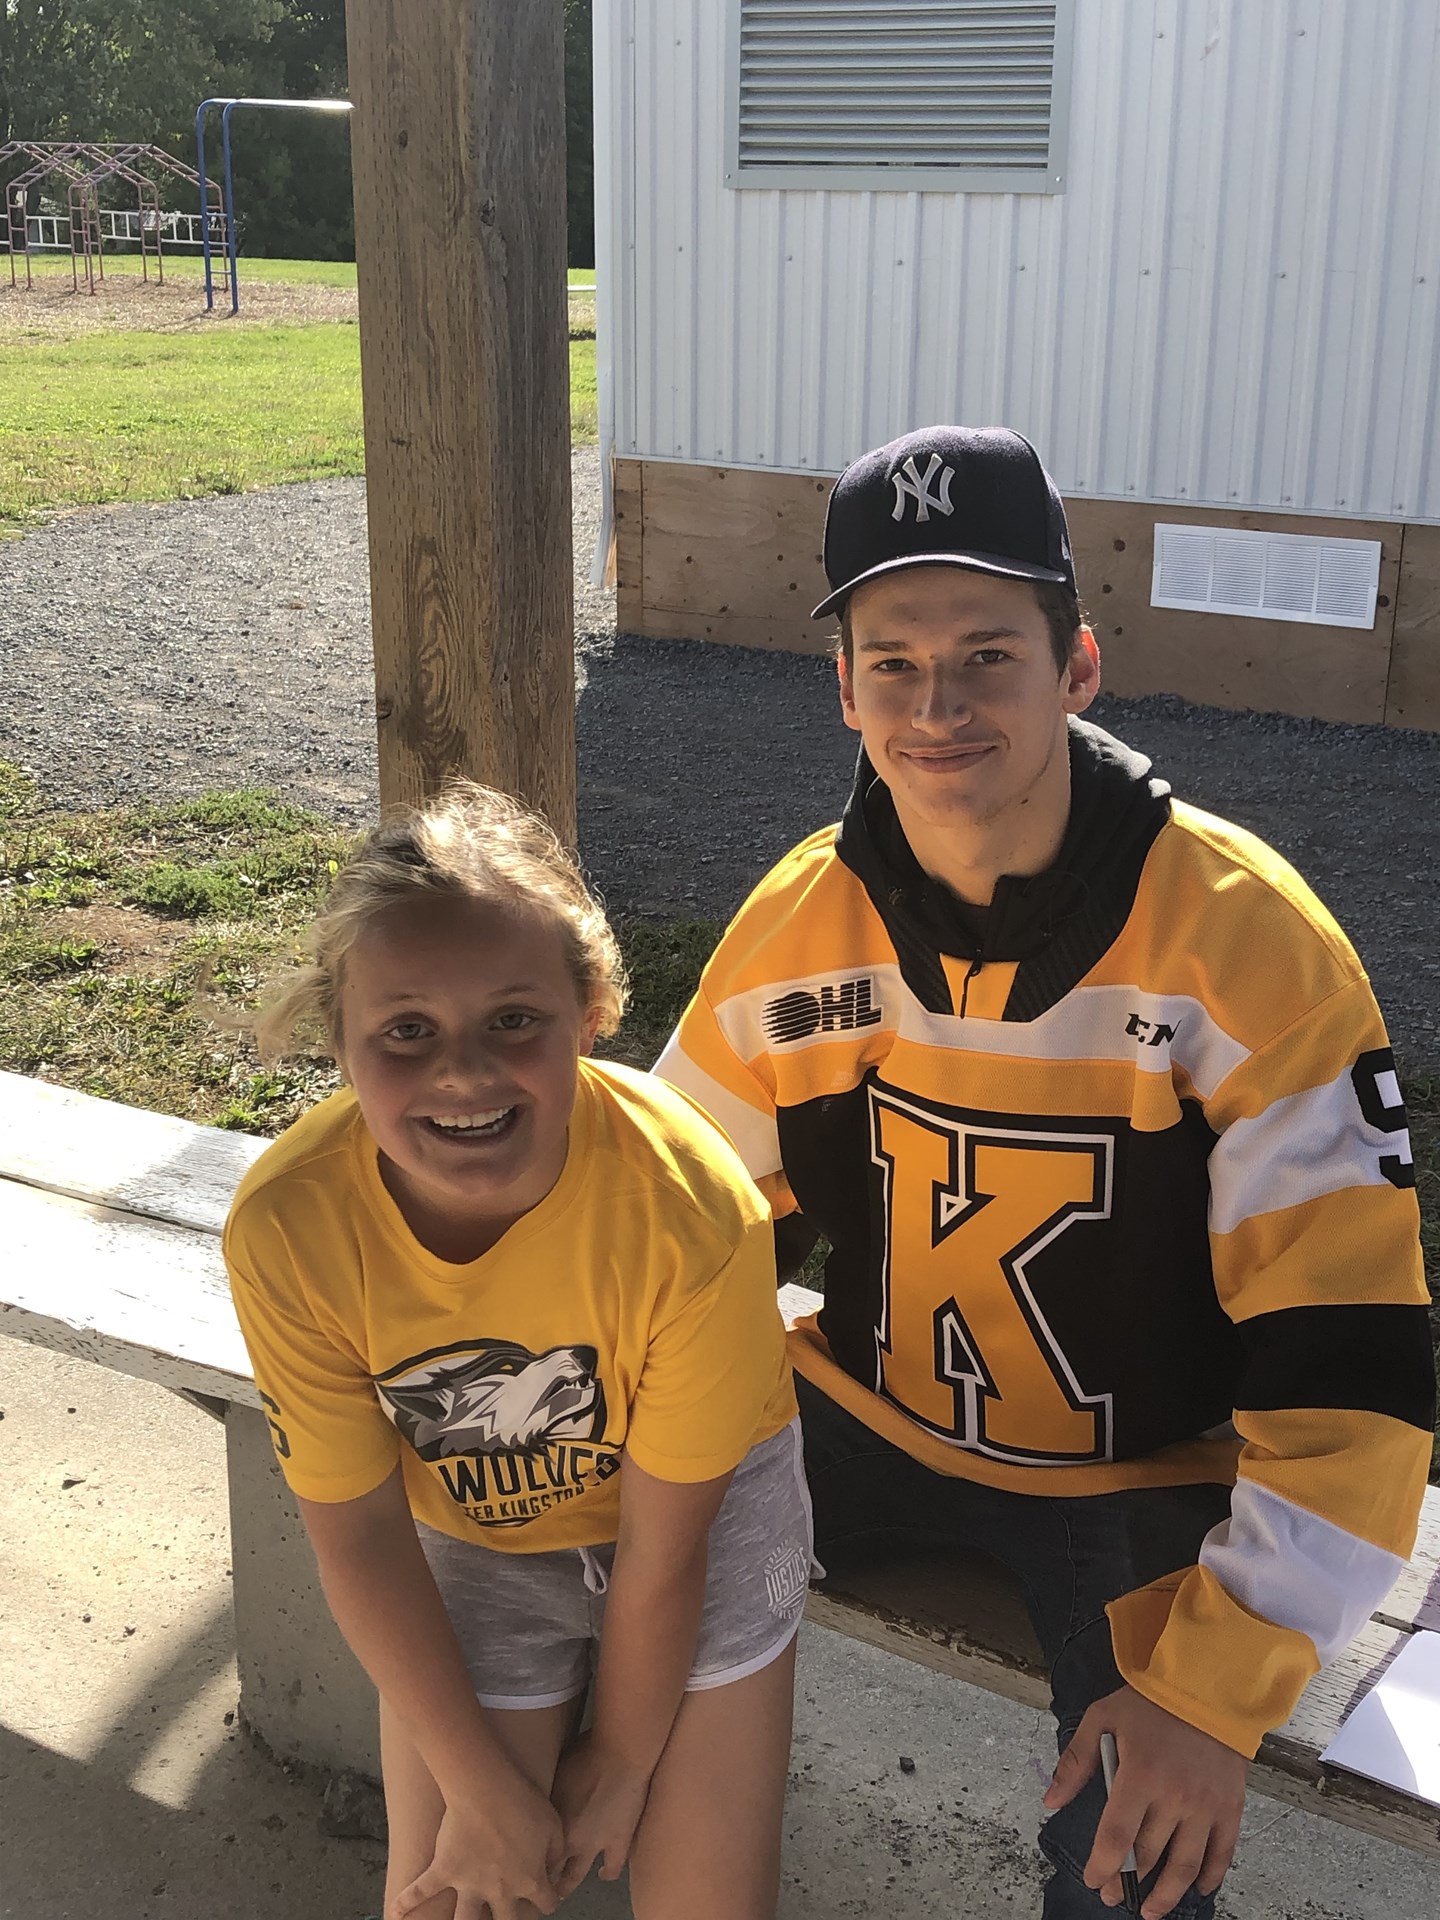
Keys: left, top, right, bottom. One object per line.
{"left": 1, "top": 1, "right": 591, "bottom": 265}
{"left": 221, "top": 0, "right": 353, "bottom": 260}
{"left": 0, "top": 2, "right": 285, "bottom": 149}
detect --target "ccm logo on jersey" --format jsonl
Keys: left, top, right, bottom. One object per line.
{"left": 763, "top": 977, "right": 884, "bottom": 1045}
{"left": 1125, "top": 1012, "right": 1179, "bottom": 1047}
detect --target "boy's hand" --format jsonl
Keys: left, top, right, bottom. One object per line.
{"left": 552, "top": 1729, "right": 653, "bottom": 1897}
{"left": 1044, "top": 1684, "right": 1247, "bottom": 1919}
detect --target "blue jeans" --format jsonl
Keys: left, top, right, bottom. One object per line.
{"left": 796, "top": 1374, "right": 1233, "bottom": 1919}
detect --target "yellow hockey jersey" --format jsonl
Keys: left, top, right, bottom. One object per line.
{"left": 225, "top": 1059, "right": 796, "bottom": 1553}
{"left": 658, "top": 722, "right": 1433, "bottom": 1756}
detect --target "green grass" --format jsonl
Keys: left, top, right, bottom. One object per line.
{"left": 234, "top": 257, "right": 357, "bottom": 288}
{"left": 17, "top": 253, "right": 593, "bottom": 289}
{"left": 235, "top": 262, "right": 594, "bottom": 291}
{"left": 601, "top": 917, "right": 722, "bottom": 1068}
{"left": 0, "top": 324, "right": 364, "bottom": 530}
{"left": 0, "top": 769, "right": 354, "bottom": 1126}
{"left": 569, "top": 335, "right": 597, "bottom": 441}
{"left": 0, "top": 326, "right": 598, "bottom": 532}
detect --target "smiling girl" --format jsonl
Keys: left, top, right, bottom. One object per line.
{"left": 223, "top": 783, "right": 806, "bottom": 1920}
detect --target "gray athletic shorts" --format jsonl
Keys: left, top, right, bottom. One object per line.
{"left": 418, "top": 1417, "right": 815, "bottom": 1710}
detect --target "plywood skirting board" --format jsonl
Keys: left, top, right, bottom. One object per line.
{"left": 614, "top": 459, "right": 1437, "bottom": 731}
{"left": 1385, "top": 524, "right": 1440, "bottom": 730}
{"left": 1066, "top": 500, "right": 1400, "bottom": 727}
{"left": 615, "top": 459, "right": 834, "bottom": 653}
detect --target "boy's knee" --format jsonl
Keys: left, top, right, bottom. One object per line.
{"left": 1049, "top": 1614, "right": 1125, "bottom": 1744}
{"left": 1037, "top": 1822, "right": 1218, "bottom": 1920}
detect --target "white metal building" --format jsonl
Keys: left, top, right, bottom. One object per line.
{"left": 595, "top": 0, "right": 1440, "bottom": 728}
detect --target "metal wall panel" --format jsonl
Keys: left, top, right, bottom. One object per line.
{"left": 604, "top": 0, "right": 1440, "bottom": 521}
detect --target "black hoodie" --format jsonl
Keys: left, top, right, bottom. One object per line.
{"left": 835, "top": 717, "right": 1173, "bottom": 1019}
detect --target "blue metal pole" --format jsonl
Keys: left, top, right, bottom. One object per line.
{"left": 221, "top": 102, "right": 240, "bottom": 315}
{"left": 195, "top": 100, "right": 217, "bottom": 312}
{"left": 192, "top": 96, "right": 351, "bottom": 316}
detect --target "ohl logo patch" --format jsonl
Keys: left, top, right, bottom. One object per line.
{"left": 762, "top": 976, "right": 884, "bottom": 1046}
{"left": 375, "top": 1338, "right": 621, "bottom": 1528}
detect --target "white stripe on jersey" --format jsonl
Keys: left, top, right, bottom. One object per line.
{"left": 709, "top": 968, "right": 1251, "bottom": 1103}
{"left": 1198, "top": 1479, "right": 1404, "bottom": 1663}
{"left": 653, "top": 1034, "right": 783, "bottom": 1179}
{"left": 1209, "top": 1064, "right": 1411, "bottom": 1235}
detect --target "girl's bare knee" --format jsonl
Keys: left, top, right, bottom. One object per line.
{"left": 628, "top": 1645, "right": 795, "bottom": 1919}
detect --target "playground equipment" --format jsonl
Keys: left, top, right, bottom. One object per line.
{"left": 196, "top": 97, "right": 352, "bottom": 314}
{"left": 3, "top": 106, "right": 352, "bottom": 311}
{"left": 0, "top": 141, "right": 226, "bottom": 294}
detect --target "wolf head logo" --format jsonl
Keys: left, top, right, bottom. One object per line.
{"left": 377, "top": 1341, "right": 604, "bottom": 1460}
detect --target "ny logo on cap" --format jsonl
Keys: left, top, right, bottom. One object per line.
{"left": 890, "top": 452, "right": 955, "bottom": 524}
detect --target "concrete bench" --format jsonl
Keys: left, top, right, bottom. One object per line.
{"left": 0, "top": 1069, "right": 380, "bottom": 1778}
{"left": 3, "top": 1070, "right": 1437, "bottom": 1860}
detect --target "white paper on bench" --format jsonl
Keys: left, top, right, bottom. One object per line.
{"left": 1320, "top": 1630, "right": 1440, "bottom": 1805}
{"left": 0, "top": 1068, "right": 266, "bottom": 1233}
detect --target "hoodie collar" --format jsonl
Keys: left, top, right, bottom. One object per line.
{"left": 836, "top": 718, "right": 1171, "bottom": 1012}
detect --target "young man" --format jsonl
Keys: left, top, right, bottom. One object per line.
{"left": 656, "top": 426, "right": 1434, "bottom": 1919}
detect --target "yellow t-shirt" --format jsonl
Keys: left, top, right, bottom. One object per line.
{"left": 223, "top": 1058, "right": 796, "bottom": 1552}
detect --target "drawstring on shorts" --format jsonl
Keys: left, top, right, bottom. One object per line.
{"left": 577, "top": 1545, "right": 610, "bottom": 1596}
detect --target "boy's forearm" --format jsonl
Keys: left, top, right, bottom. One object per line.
{"left": 589, "top": 1544, "right": 708, "bottom": 1775}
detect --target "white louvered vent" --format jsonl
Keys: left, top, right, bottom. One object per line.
{"left": 1151, "top": 525, "right": 1382, "bottom": 631}
{"left": 729, "top": 1, "right": 1071, "bottom": 193}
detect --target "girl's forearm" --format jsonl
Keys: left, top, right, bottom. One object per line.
{"left": 301, "top": 1482, "right": 521, "bottom": 1803}
{"left": 588, "top": 1544, "right": 708, "bottom": 1775}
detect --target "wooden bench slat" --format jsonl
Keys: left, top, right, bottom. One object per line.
{"left": 0, "top": 1069, "right": 266, "bottom": 1235}
{"left": 1274, "top": 1615, "right": 1408, "bottom": 1757}
{"left": 0, "top": 1179, "right": 259, "bottom": 1406}
{"left": 1375, "top": 1495, "right": 1440, "bottom": 1633}
{"left": 806, "top": 1552, "right": 1050, "bottom": 1714}
{"left": 1265, "top": 1616, "right": 1440, "bottom": 1855}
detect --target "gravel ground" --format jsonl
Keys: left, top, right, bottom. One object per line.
{"left": 1, "top": 448, "right": 1437, "bottom": 1062}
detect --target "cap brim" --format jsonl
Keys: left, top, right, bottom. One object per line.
{"left": 812, "top": 550, "right": 1070, "bottom": 622}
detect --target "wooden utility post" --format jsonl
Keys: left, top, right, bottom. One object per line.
{"left": 344, "top": 0, "right": 575, "bottom": 839}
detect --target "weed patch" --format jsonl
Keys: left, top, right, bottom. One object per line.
{"left": 0, "top": 928, "right": 100, "bottom": 980}
{"left": 603, "top": 916, "right": 724, "bottom": 1066}
{"left": 0, "top": 777, "right": 726, "bottom": 1128}
{"left": 0, "top": 768, "right": 350, "bottom": 1128}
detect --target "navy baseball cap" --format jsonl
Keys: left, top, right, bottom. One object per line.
{"left": 812, "top": 425, "right": 1075, "bottom": 620}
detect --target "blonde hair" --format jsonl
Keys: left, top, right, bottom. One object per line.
{"left": 255, "top": 781, "right": 626, "bottom": 1062}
